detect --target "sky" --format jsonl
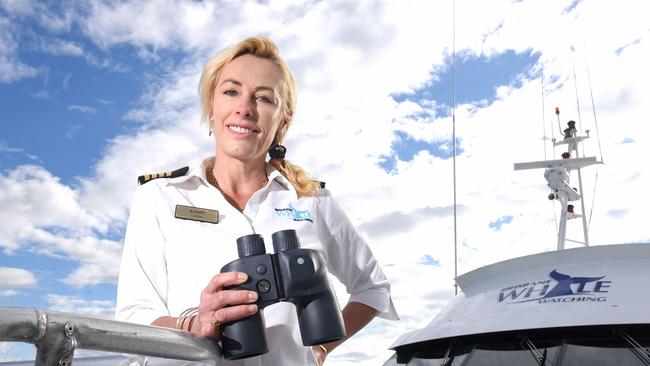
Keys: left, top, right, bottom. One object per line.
{"left": 1, "top": 0, "right": 649, "bottom": 364}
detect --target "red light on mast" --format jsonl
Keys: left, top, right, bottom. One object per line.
{"left": 555, "top": 107, "right": 560, "bottom": 115}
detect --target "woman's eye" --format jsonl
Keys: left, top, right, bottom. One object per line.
{"left": 255, "top": 95, "right": 273, "bottom": 103}
{"left": 223, "top": 89, "right": 237, "bottom": 96}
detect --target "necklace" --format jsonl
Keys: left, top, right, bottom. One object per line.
{"left": 206, "top": 168, "right": 269, "bottom": 192}
{"left": 206, "top": 168, "right": 268, "bottom": 212}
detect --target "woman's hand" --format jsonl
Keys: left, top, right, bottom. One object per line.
{"left": 191, "top": 271, "right": 259, "bottom": 339}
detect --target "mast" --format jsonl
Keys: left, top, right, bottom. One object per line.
{"left": 514, "top": 108, "right": 602, "bottom": 250}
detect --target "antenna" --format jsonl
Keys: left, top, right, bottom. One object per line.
{"left": 541, "top": 63, "right": 547, "bottom": 161}
{"left": 570, "top": 51, "right": 591, "bottom": 244}
{"left": 452, "top": 0, "right": 458, "bottom": 296}
{"left": 585, "top": 58, "right": 604, "bottom": 163}
{"left": 585, "top": 57, "right": 605, "bottom": 233}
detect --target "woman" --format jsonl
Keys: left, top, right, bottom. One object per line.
{"left": 115, "top": 36, "right": 397, "bottom": 365}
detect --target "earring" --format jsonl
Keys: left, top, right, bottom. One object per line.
{"left": 268, "top": 144, "right": 286, "bottom": 160}
{"left": 208, "top": 116, "right": 213, "bottom": 136}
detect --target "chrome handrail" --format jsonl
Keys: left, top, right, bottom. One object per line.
{"left": 0, "top": 307, "right": 222, "bottom": 366}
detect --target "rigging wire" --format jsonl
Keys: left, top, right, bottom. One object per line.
{"left": 551, "top": 109, "right": 559, "bottom": 235}
{"left": 543, "top": 68, "right": 559, "bottom": 235}
{"left": 588, "top": 171, "right": 599, "bottom": 231}
{"left": 541, "top": 63, "right": 547, "bottom": 161}
{"left": 585, "top": 58, "right": 604, "bottom": 232}
{"left": 571, "top": 50, "right": 586, "bottom": 158}
{"left": 571, "top": 47, "right": 591, "bottom": 245}
{"left": 586, "top": 59, "right": 604, "bottom": 163}
{"left": 452, "top": 0, "right": 458, "bottom": 296}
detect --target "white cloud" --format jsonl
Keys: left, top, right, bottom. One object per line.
{"left": 0, "top": 0, "right": 74, "bottom": 31}
{"left": 67, "top": 104, "right": 98, "bottom": 114}
{"left": 45, "top": 294, "right": 115, "bottom": 319}
{"left": 0, "top": 166, "right": 121, "bottom": 285}
{"left": 0, "top": 142, "right": 40, "bottom": 161}
{"left": 62, "top": 72, "right": 71, "bottom": 90}
{"left": 0, "top": 267, "right": 37, "bottom": 288}
{"left": 79, "top": 0, "right": 220, "bottom": 53}
{"left": 0, "top": 57, "right": 38, "bottom": 83}
{"left": 0, "top": 166, "right": 102, "bottom": 251}
{"left": 0, "top": 17, "right": 38, "bottom": 83}
{"left": 38, "top": 38, "right": 84, "bottom": 56}
{"left": 0, "top": 0, "right": 34, "bottom": 16}
{"left": 27, "top": 230, "right": 123, "bottom": 286}
{"left": 0, "top": 1, "right": 128, "bottom": 80}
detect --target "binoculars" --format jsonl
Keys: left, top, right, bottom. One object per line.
{"left": 219, "top": 229, "right": 346, "bottom": 360}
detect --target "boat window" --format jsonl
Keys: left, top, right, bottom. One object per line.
{"left": 385, "top": 327, "right": 650, "bottom": 366}
{"left": 561, "top": 344, "right": 648, "bottom": 365}
{"left": 464, "top": 346, "right": 560, "bottom": 366}
{"left": 382, "top": 351, "right": 467, "bottom": 365}
{"left": 405, "top": 353, "right": 469, "bottom": 365}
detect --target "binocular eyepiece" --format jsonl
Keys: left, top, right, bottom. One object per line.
{"left": 219, "top": 229, "right": 346, "bottom": 360}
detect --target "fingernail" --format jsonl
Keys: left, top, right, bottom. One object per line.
{"left": 249, "top": 292, "right": 258, "bottom": 301}
{"left": 248, "top": 304, "right": 257, "bottom": 312}
{"left": 237, "top": 273, "right": 247, "bottom": 281}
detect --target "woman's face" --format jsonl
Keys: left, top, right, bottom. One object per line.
{"left": 211, "top": 54, "right": 286, "bottom": 164}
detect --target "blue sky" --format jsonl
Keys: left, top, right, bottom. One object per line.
{"left": 2, "top": 0, "right": 649, "bottom": 364}
{"left": 0, "top": 27, "right": 158, "bottom": 183}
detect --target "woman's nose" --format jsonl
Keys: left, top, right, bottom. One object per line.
{"left": 234, "top": 98, "right": 255, "bottom": 117}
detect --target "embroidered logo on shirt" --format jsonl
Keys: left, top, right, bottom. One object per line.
{"left": 275, "top": 204, "right": 313, "bottom": 223}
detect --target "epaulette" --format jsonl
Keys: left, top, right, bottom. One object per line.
{"left": 138, "top": 166, "right": 189, "bottom": 185}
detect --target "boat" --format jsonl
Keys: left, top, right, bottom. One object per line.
{"left": 383, "top": 116, "right": 650, "bottom": 365}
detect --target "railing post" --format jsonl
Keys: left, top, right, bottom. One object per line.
{"left": 34, "top": 320, "right": 77, "bottom": 366}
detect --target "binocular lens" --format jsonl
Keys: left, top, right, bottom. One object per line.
{"left": 236, "top": 234, "right": 266, "bottom": 258}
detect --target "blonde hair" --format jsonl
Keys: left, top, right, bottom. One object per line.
{"left": 199, "top": 36, "right": 320, "bottom": 197}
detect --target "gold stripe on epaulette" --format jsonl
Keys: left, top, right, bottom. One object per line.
{"left": 138, "top": 166, "right": 189, "bottom": 185}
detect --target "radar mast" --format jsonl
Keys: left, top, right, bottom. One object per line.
{"left": 514, "top": 107, "right": 602, "bottom": 250}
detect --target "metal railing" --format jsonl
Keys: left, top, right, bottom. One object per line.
{"left": 0, "top": 307, "right": 222, "bottom": 366}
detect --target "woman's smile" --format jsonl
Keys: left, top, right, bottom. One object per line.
{"left": 226, "top": 123, "right": 260, "bottom": 136}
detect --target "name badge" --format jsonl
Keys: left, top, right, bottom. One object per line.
{"left": 175, "top": 205, "right": 219, "bottom": 224}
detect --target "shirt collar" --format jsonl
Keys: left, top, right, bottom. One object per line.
{"left": 164, "top": 156, "right": 295, "bottom": 195}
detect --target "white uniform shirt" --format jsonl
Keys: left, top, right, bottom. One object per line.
{"left": 115, "top": 157, "right": 398, "bottom": 365}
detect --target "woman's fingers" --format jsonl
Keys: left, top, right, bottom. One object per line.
{"left": 202, "top": 288, "right": 258, "bottom": 309}
{"left": 204, "top": 271, "right": 248, "bottom": 293}
{"left": 195, "top": 271, "right": 260, "bottom": 338}
{"left": 199, "top": 303, "right": 259, "bottom": 337}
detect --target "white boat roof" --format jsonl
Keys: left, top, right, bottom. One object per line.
{"left": 391, "top": 243, "right": 650, "bottom": 349}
